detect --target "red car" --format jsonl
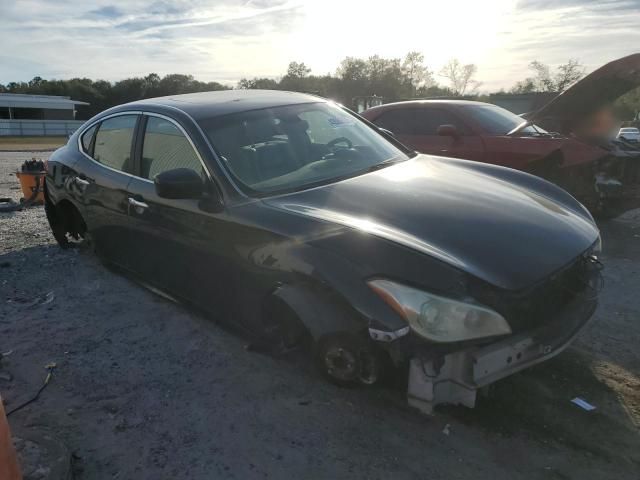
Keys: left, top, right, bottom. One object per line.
{"left": 362, "top": 54, "right": 640, "bottom": 214}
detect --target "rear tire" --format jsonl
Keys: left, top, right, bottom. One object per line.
{"left": 44, "top": 194, "right": 90, "bottom": 250}
{"left": 44, "top": 196, "right": 71, "bottom": 249}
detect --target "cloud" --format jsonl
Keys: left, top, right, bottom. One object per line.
{"left": 84, "top": 5, "right": 126, "bottom": 18}
{"left": 517, "top": 0, "right": 640, "bottom": 9}
{"left": 0, "top": 0, "right": 638, "bottom": 92}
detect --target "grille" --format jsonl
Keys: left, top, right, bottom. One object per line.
{"left": 469, "top": 255, "right": 599, "bottom": 333}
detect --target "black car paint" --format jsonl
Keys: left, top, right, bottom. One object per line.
{"left": 45, "top": 91, "right": 600, "bottom": 359}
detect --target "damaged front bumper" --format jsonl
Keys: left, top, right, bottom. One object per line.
{"left": 406, "top": 291, "right": 598, "bottom": 414}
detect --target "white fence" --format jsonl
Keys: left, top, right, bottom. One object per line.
{"left": 0, "top": 119, "right": 85, "bottom": 137}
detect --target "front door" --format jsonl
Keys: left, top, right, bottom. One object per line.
{"left": 409, "top": 108, "right": 485, "bottom": 161}
{"left": 124, "top": 114, "right": 233, "bottom": 315}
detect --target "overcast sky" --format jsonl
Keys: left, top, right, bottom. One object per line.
{"left": 1, "top": 0, "right": 639, "bottom": 91}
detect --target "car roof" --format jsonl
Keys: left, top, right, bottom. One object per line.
{"left": 365, "top": 99, "right": 492, "bottom": 113}
{"left": 124, "top": 90, "right": 326, "bottom": 120}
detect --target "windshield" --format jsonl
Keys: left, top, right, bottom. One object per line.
{"left": 198, "top": 102, "right": 410, "bottom": 195}
{"left": 466, "top": 104, "right": 548, "bottom": 136}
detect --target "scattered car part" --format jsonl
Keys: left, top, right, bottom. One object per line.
{"left": 571, "top": 397, "right": 597, "bottom": 411}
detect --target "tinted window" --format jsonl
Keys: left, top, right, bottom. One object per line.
{"left": 465, "top": 105, "right": 547, "bottom": 135}
{"left": 199, "top": 102, "right": 408, "bottom": 195}
{"left": 141, "top": 117, "right": 203, "bottom": 180}
{"left": 93, "top": 115, "right": 137, "bottom": 172}
{"left": 414, "top": 109, "right": 469, "bottom": 135}
{"left": 374, "top": 109, "right": 416, "bottom": 135}
{"left": 81, "top": 125, "right": 97, "bottom": 153}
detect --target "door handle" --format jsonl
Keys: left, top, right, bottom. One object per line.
{"left": 128, "top": 197, "right": 149, "bottom": 214}
{"left": 74, "top": 177, "right": 90, "bottom": 187}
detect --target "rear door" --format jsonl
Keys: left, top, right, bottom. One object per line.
{"left": 74, "top": 113, "right": 140, "bottom": 268}
{"left": 124, "top": 114, "right": 233, "bottom": 312}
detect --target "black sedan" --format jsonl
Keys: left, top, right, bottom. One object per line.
{"left": 45, "top": 90, "right": 602, "bottom": 413}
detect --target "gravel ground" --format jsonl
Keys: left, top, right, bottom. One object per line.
{"left": 1, "top": 151, "right": 638, "bottom": 479}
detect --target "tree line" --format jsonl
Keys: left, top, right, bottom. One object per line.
{"left": 1, "top": 52, "right": 638, "bottom": 120}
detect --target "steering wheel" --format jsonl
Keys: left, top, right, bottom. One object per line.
{"left": 327, "top": 137, "right": 353, "bottom": 150}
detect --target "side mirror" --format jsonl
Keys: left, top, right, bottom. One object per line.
{"left": 437, "top": 124, "right": 459, "bottom": 138}
{"left": 154, "top": 168, "right": 203, "bottom": 199}
{"left": 379, "top": 127, "right": 395, "bottom": 137}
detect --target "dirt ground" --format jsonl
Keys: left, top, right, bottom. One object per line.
{"left": 1, "top": 150, "right": 638, "bottom": 479}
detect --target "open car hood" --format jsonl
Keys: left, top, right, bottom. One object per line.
{"left": 527, "top": 54, "right": 640, "bottom": 133}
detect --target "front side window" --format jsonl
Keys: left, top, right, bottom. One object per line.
{"left": 199, "top": 102, "right": 408, "bottom": 194}
{"left": 141, "top": 117, "right": 203, "bottom": 180}
{"left": 93, "top": 115, "right": 137, "bottom": 172}
{"left": 465, "top": 105, "right": 547, "bottom": 135}
{"left": 199, "top": 102, "right": 409, "bottom": 195}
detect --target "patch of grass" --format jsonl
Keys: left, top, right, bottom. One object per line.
{"left": 0, "top": 136, "right": 66, "bottom": 145}
{"left": 0, "top": 136, "right": 67, "bottom": 151}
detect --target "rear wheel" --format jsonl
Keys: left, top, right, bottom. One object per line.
{"left": 44, "top": 194, "right": 90, "bottom": 250}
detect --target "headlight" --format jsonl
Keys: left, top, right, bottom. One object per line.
{"left": 368, "top": 279, "right": 511, "bottom": 343}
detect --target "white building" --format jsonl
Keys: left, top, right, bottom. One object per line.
{"left": 0, "top": 93, "right": 89, "bottom": 136}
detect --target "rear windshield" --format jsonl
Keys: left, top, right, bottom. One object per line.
{"left": 466, "top": 104, "right": 547, "bottom": 135}
{"left": 198, "top": 102, "right": 409, "bottom": 195}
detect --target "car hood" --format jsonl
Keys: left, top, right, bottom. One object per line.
{"left": 527, "top": 53, "right": 640, "bottom": 133}
{"left": 264, "top": 156, "right": 599, "bottom": 291}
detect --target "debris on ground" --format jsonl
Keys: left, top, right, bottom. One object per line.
{"left": 23, "top": 292, "right": 55, "bottom": 309}
{"left": 571, "top": 397, "right": 597, "bottom": 411}
{"left": 6, "top": 363, "right": 57, "bottom": 417}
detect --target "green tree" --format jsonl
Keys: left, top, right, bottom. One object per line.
{"left": 614, "top": 86, "right": 640, "bottom": 121}
{"left": 402, "top": 51, "right": 434, "bottom": 97}
{"left": 237, "top": 77, "right": 279, "bottom": 89}
{"left": 439, "top": 58, "right": 481, "bottom": 96}
{"left": 286, "top": 61, "right": 311, "bottom": 79}
{"left": 511, "top": 59, "right": 585, "bottom": 93}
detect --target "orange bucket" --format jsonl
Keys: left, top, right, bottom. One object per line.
{"left": 0, "top": 396, "right": 22, "bottom": 480}
{"left": 15, "top": 171, "right": 45, "bottom": 204}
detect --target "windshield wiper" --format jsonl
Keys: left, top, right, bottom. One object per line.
{"left": 365, "top": 157, "right": 404, "bottom": 172}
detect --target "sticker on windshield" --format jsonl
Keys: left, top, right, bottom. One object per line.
{"left": 327, "top": 116, "right": 355, "bottom": 128}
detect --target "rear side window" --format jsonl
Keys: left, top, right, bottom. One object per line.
{"left": 93, "top": 115, "right": 137, "bottom": 172}
{"left": 81, "top": 125, "right": 97, "bottom": 153}
{"left": 141, "top": 117, "right": 203, "bottom": 180}
{"left": 374, "top": 109, "right": 416, "bottom": 135}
